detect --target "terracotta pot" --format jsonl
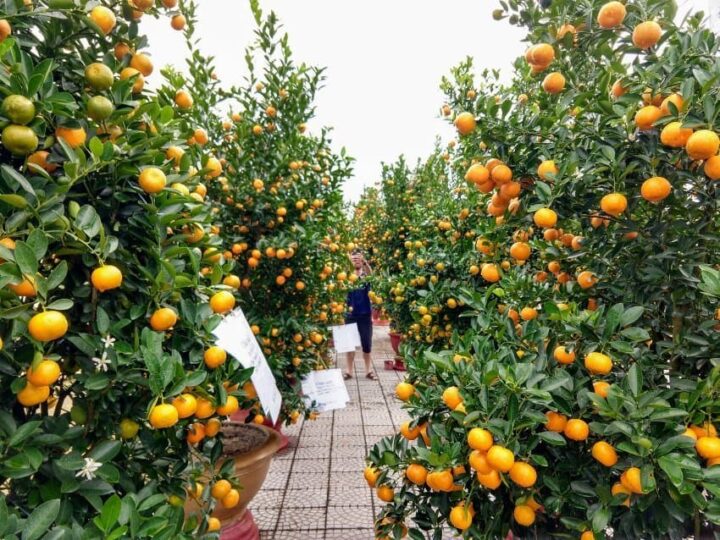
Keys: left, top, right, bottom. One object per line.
{"left": 389, "top": 331, "right": 402, "bottom": 354}
{"left": 186, "top": 423, "right": 281, "bottom": 531}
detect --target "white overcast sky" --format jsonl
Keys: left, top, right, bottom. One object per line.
{"left": 141, "top": 0, "right": 716, "bottom": 202}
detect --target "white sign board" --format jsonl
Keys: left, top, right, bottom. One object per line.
{"left": 212, "top": 308, "right": 282, "bottom": 423}
{"left": 301, "top": 369, "right": 349, "bottom": 413}
{"left": 331, "top": 323, "right": 362, "bottom": 353}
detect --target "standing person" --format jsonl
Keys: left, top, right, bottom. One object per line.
{"left": 343, "top": 249, "right": 376, "bottom": 380}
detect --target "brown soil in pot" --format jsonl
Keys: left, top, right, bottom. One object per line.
{"left": 221, "top": 423, "right": 269, "bottom": 455}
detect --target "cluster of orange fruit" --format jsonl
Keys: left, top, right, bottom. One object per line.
{"left": 464, "top": 158, "right": 522, "bottom": 219}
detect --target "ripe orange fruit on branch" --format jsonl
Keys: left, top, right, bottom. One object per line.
{"left": 513, "top": 505, "right": 536, "bottom": 526}
{"left": 222, "top": 489, "right": 240, "bottom": 508}
{"left": 56, "top": 126, "right": 86, "bottom": 148}
{"left": 174, "top": 90, "right": 193, "bottom": 109}
{"left": 577, "top": 270, "right": 597, "bottom": 289}
{"left": 89, "top": 5, "right": 117, "bottom": 35}
{"left": 487, "top": 445, "right": 514, "bottom": 472}
{"left": 585, "top": 351, "right": 612, "bottom": 375}
{"left": 120, "top": 67, "right": 144, "bottom": 93}
{"left": 612, "top": 482, "right": 632, "bottom": 506}
{"left": 449, "top": 502, "right": 474, "bottom": 531}
{"left": 468, "top": 428, "right": 493, "bottom": 451}
{"left": 204, "top": 346, "right": 227, "bottom": 368}
{"left": 454, "top": 112, "right": 476, "bottom": 136}
{"left": 91, "top": 264, "right": 123, "bottom": 292}
{"left": 28, "top": 310, "right": 69, "bottom": 341}
{"left": 542, "top": 72, "right": 565, "bottom": 94}
{"left": 509, "top": 242, "right": 531, "bottom": 261}
{"left": 620, "top": 467, "right": 643, "bottom": 494}
{"left": 442, "top": 386, "right": 463, "bottom": 410}
{"left": 469, "top": 450, "right": 493, "bottom": 474}
{"left": 592, "top": 441, "right": 618, "bottom": 467}
{"left": 376, "top": 485, "right": 394, "bottom": 502}
{"left": 395, "top": 381, "right": 415, "bottom": 401}
{"left": 477, "top": 469, "right": 501, "bottom": 489}
{"left": 172, "top": 394, "right": 198, "bottom": 419}
{"left": 171, "top": 14, "right": 186, "bottom": 31}
{"left": 426, "top": 469, "right": 454, "bottom": 491}
{"left": 481, "top": 263, "right": 500, "bottom": 283}
{"left": 207, "top": 518, "right": 221, "bottom": 532}
{"left": 138, "top": 167, "right": 166, "bottom": 193}
{"left": 195, "top": 398, "right": 215, "bottom": 419}
{"left": 17, "top": 382, "right": 50, "bottom": 406}
{"left": 465, "top": 164, "right": 489, "bottom": 185}
{"left": 27, "top": 359, "right": 61, "bottom": 386}
{"left": 704, "top": 156, "right": 720, "bottom": 180}
{"left": 660, "top": 93, "right": 683, "bottom": 116}
{"left": 537, "top": 159, "right": 558, "bottom": 180}
{"left": 364, "top": 466, "right": 380, "bottom": 487}
{"left": 660, "top": 122, "right": 693, "bottom": 147}
{"left": 405, "top": 463, "right": 427, "bottom": 485}
{"left": 597, "top": 1, "right": 626, "bottom": 28}
{"left": 632, "top": 21, "right": 662, "bottom": 49}
{"left": 149, "top": 307, "right": 178, "bottom": 331}
{"left": 533, "top": 208, "right": 557, "bottom": 228}
{"left": 635, "top": 105, "right": 661, "bottom": 131}
{"left": 564, "top": 419, "right": 590, "bottom": 441}
{"left": 553, "top": 346, "right": 575, "bottom": 365}
{"left": 545, "top": 411, "right": 567, "bottom": 432}
{"left": 210, "top": 291, "right": 235, "bottom": 313}
{"left": 696, "top": 437, "right": 720, "bottom": 459}
{"left": 509, "top": 461, "right": 537, "bottom": 487}
{"left": 211, "top": 479, "right": 232, "bottom": 500}
{"left": 216, "top": 395, "right": 239, "bottom": 416}
{"left": 686, "top": 129, "right": 719, "bottom": 160}
{"left": 149, "top": 403, "right": 179, "bottom": 429}
{"left": 9, "top": 278, "right": 36, "bottom": 297}
{"left": 641, "top": 176, "right": 671, "bottom": 203}
{"left": 600, "top": 192, "right": 627, "bottom": 216}
{"left": 593, "top": 381, "right": 611, "bottom": 397}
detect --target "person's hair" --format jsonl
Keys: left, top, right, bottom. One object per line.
{"left": 351, "top": 248, "right": 363, "bottom": 255}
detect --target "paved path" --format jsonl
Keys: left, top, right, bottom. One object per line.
{"left": 249, "top": 324, "right": 409, "bottom": 539}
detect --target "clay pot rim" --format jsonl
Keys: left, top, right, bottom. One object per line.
{"left": 227, "top": 423, "right": 282, "bottom": 469}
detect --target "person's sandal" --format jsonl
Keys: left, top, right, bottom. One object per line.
{"left": 366, "top": 372, "right": 377, "bottom": 380}
{"left": 343, "top": 372, "right": 353, "bottom": 380}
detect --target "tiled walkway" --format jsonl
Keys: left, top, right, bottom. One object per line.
{"left": 248, "top": 324, "right": 409, "bottom": 539}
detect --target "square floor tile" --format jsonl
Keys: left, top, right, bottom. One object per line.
{"left": 276, "top": 506, "right": 326, "bottom": 529}
{"left": 325, "top": 529, "right": 374, "bottom": 540}
{"left": 299, "top": 435, "right": 332, "bottom": 447}
{"left": 331, "top": 457, "right": 365, "bottom": 472}
{"left": 262, "top": 470, "right": 290, "bottom": 490}
{"left": 248, "top": 489, "right": 283, "bottom": 509}
{"left": 326, "top": 487, "right": 372, "bottom": 508}
{"left": 283, "top": 488, "right": 328, "bottom": 508}
{"left": 287, "top": 471, "right": 328, "bottom": 490}
{"left": 332, "top": 435, "right": 366, "bottom": 447}
{"left": 273, "top": 530, "right": 325, "bottom": 540}
{"left": 251, "top": 507, "right": 280, "bottom": 531}
{"left": 332, "top": 446, "right": 368, "bottom": 459}
{"left": 291, "top": 458, "right": 330, "bottom": 474}
{"left": 295, "top": 446, "right": 331, "bottom": 459}
{"left": 328, "top": 472, "right": 368, "bottom": 490}
{"left": 325, "top": 506, "right": 374, "bottom": 529}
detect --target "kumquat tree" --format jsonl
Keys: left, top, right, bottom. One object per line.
{"left": 365, "top": 0, "right": 720, "bottom": 538}
{"left": 0, "top": 0, "right": 351, "bottom": 536}
{"left": 183, "top": 2, "right": 356, "bottom": 423}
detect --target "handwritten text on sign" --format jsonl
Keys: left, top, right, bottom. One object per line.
{"left": 212, "top": 308, "right": 282, "bottom": 423}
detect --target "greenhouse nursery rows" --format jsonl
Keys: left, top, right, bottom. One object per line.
{"left": 0, "top": 0, "right": 719, "bottom": 538}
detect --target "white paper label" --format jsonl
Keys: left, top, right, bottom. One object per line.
{"left": 331, "top": 323, "right": 362, "bottom": 353}
{"left": 301, "top": 368, "right": 349, "bottom": 413}
{"left": 212, "top": 308, "right": 282, "bottom": 423}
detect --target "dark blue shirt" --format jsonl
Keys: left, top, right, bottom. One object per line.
{"left": 347, "top": 283, "right": 371, "bottom": 317}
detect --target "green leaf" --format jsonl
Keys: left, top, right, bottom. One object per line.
{"left": 658, "top": 455, "right": 683, "bottom": 487}
{"left": 95, "top": 494, "right": 122, "bottom": 533}
{"left": 22, "top": 499, "right": 61, "bottom": 540}
{"left": 88, "top": 440, "right": 122, "bottom": 463}
{"left": 7, "top": 420, "right": 42, "bottom": 447}
{"left": 627, "top": 364, "right": 642, "bottom": 396}
{"left": 0, "top": 194, "right": 29, "bottom": 208}
{"left": 538, "top": 431, "right": 566, "bottom": 446}
{"left": 591, "top": 506, "right": 611, "bottom": 532}
{"left": 620, "top": 306, "right": 644, "bottom": 327}
{"left": 14, "top": 241, "right": 38, "bottom": 275}
{"left": 1, "top": 165, "right": 36, "bottom": 197}
{"left": 75, "top": 205, "right": 101, "bottom": 238}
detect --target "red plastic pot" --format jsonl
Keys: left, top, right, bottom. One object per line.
{"left": 389, "top": 331, "right": 402, "bottom": 354}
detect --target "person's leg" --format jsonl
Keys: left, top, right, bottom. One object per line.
{"left": 360, "top": 316, "right": 374, "bottom": 376}
{"left": 345, "top": 351, "right": 355, "bottom": 378}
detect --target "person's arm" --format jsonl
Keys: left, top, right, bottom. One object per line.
{"left": 362, "top": 258, "right": 373, "bottom": 275}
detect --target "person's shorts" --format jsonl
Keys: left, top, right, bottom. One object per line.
{"left": 346, "top": 314, "right": 372, "bottom": 353}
